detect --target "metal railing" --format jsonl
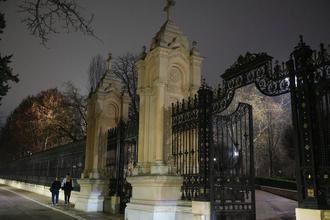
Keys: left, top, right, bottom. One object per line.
{"left": 0, "top": 141, "right": 85, "bottom": 190}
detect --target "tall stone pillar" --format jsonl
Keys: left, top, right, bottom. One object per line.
{"left": 75, "top": 54, "right": 131, "bottom": 212}
{"left": 126, "top": 11, "right": 203, "bottom": 219}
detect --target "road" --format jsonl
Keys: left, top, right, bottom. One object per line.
{"left": 0, "top": 186, "right": 76, "bottom": 220}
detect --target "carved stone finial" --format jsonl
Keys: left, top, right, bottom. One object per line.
{"left": 163, "top": 0, "right": 176, "bottom": 21}
{"left": 190, "top": 40, "right": 200, "bottom": 56}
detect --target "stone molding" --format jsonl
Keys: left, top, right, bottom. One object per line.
{"left": 296, "top": 208, "right": 330, "bottom": 220}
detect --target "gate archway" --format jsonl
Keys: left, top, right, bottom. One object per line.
{"left": 171, "top": 36, "right": 330, "bottom": 219}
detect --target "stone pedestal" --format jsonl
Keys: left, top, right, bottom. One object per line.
{"left": 192, "top": 201, "right": 210, "bottom": 220}
{"left": 125, "top": 175, "right": 185, "bottom": 220}
{"left": 75, "top": 178, "right": 109, "bottom": 212}
{"left": 296, "top": 208, "right": 330, "bottom": 220}
{"left": 132, "top": 162, "right": 151, "bottom": 176}
{"left": 150, "top": 161, "right": 169, "bottom": 175}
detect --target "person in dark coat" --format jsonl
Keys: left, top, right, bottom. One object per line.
{"left": 50, "top": 177, "right": 61, "bottom": 206}
{"left": 61, "top": 173, "right": 74, "bottom": 205}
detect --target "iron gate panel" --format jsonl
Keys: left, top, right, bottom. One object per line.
{"left": 107, "top": 119, "right": 138, "bottom": 214}
{"left": 172, "top": 96, "right": 202, "bottom": 200}
{"left": 210, "top": 103, "right": 255, "bottom": 220}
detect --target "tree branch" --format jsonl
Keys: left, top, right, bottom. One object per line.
{"left": 19, "top": 0, "right": 96, "bottom": 45}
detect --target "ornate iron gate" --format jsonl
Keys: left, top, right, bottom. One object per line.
{"left": 210, "top": 103, "right": 255, "bottom": 220}
{"left": 107, "top": 119, "right": 138, "bottom": 213}
{"left": 172, "top": 36, "right": 330, "bottom": 217}
{"left": 172, "top": 86, "right": 256, "bottom": 219}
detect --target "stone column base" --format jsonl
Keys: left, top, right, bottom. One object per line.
{"left": 132, "top": 162, "right": 151, "bottom": 175}
{"left": 150, "top": 161, "right": 169, "bottom": 175}
{"left": 192, "top": 201, "right": 210, "bottom": 220}
{"left": 296, "top": 208, "right": 330, "bottom": 220}
{"left": 126, "top": 200, "right": 192, "bottom": 220}
{"left": 125, "top": 175, "right": 188, "bottom": 220}
{"left": 75, "top": 178, "right": 109, "bottom": 212}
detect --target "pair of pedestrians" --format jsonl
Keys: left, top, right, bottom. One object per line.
{"left": 50, "top": 173, "right": 74, "bottom": 206}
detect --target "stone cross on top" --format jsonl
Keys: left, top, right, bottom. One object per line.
{"left": 163, "top": 0, "right": 176, "bottom": 21}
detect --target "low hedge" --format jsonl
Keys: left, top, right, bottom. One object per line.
{"left": 255, "top": 176, "right": 297, "bottom": 190}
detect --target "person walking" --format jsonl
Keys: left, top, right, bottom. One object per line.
{"left": 50, "top": 177, "right": 61, "bottom": 206}
{"left": 62, "top": 173, "right": 74, "bottom": 205}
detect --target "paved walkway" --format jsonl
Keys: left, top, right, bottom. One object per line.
{"left": 256, "top": 190, "right": 297, "bottom": 220}
{"left": 0, "top": 184, "right": 123, "bottom": 220}
{"left": 0, "top": 186, "right": 76, "bottom": 220}
{"left": 0, "top": 184, "right": 297, "bottom": 220}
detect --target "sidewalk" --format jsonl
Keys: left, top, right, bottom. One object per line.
{"left": 0, "top": 184, "right": 123, "bottom": 220}
{"left": 256, "top": 190, "right": 297, "bottom": 220}
{"left": 1, "top": 183, "right": 297, "bottom": 220}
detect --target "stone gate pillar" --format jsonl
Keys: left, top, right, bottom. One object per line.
{"left": 75, "top": 54, "right": 130, "bottom": 212}
{"left": 134, "top": 26, "right": 202, "bottom": 175}
{"left": 125, "top": 5, "right": 203, "bottom": 219}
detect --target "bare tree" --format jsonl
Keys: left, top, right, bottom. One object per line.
{"left": 282, "top": 125, "right": 295, "bottom": 160}
{"left": 265, "top": 111, "right": 283, "bottom": 177}
{"left": 18, "top": 0, "right": 95, "bottom": 45}
{"left": 88, "top": 54, "right": 107, "bottom": 93}
{"left": 62, "top": 81, "right": 87, "bottom": 137}
{"left": 112, "top": 53, "right": 139, "bottom": 120}
{"left": 228, "top": 85, "right": 292, "bottom": 177}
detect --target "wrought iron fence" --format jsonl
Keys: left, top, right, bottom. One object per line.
{"left": 107, "top": 119, "right": 138, "bottom": 213}
{"left": 172, "top": 95, "right": 200, "bottom": 200}
{"left": 171, "top": 86, "right": 213, "bottom": 201}
{"left": 0, "top": 141, "right": 85, "bottom": 190}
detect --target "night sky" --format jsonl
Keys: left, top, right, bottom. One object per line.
{"left": 1, "top": 0, "right": 330, "bottom": 121}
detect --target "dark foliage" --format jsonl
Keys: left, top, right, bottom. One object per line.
{"left": 255, "top": 176, "right": 297, "bottom": 190}
{"left": 0, "top": 5, "right": 19, "bottom": 104}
